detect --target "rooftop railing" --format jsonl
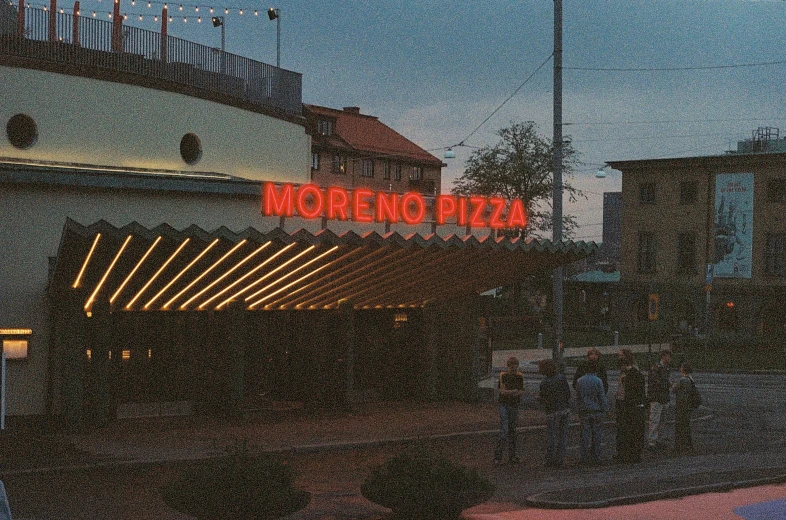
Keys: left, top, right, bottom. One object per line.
{"left": 0, "top": 4, "right": 302, "bottom": 115}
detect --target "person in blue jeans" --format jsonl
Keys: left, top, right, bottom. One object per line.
{"left": 494, "top": 356, "right": 524, "bottom": 465}
{"left": 575, "top": 364, "right": 609, "bottom": 465}
{"left": 538, "top": 358, "right": 571, "bottom": 468}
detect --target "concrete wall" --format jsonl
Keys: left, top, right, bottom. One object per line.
{"left": 1, "top": 66, "right": 310, "bottom": 183}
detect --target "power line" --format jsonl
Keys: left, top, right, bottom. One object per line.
{"left": 565, "top": 58, "right": 786, "bottom": 72}
{"left": 566, "top": 117, "right": 786, "bottom": 126}
{"left": 451, "top": 53, "right": 553, "bottom": 148}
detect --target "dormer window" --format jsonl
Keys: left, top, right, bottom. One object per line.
{"left": 317, "top": 119, "right": 333, "bottom": 136}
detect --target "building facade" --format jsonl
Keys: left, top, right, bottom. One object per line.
{"left": 304, "top": 105, "right": 444, "bottom": 195}
{"left": 608, "top": 152, "right": 786, "bottom": 337}
{"left": 1, "top": 5, "right": 595, "bottom": 429}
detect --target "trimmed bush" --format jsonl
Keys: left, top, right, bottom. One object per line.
{"left": 160, "top": 441, "right": 310, "bottom": 519}
{"left": 361, "top": 447, "right": 495, "bottom": 520}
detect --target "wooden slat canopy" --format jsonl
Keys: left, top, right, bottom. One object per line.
{"left": 48, "top": 218, "right": 599, "bottom": 311}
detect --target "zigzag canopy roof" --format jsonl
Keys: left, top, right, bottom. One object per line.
{"left": 48, "top": 219, "right": 598, "bottom": 312}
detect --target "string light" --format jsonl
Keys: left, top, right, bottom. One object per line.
{"left": 178, "top": 3, "right": 182, "bottom": 10}
{"left": 238, "top": 8, "right": 242, "bottom": 14}
{"left": 194, "top": 5, "right": 198, "bottom": 11}
{"left": 197, "top": 15, "right": 201, "bottom": 22}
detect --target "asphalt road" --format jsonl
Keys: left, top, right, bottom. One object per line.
{"left": 3, "top": 371, "right": 784, "bottom": 519}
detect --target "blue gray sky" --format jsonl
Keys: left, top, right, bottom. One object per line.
{"left": 60, "top": 0, "right": 786, "bottom": 240}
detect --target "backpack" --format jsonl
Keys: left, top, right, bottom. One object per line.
{"left": 688, "top": 378, "right": 702, "bottom": 409}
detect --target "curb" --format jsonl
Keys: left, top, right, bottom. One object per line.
{"left": 525, "top": 470, "right": 786, "bottom": 509}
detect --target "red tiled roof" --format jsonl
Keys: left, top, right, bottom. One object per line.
{"left": 304, "top": 104, "right": 443, "bottom": 166}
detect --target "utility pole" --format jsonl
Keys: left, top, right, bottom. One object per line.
{"left": 552, "top": 0, "right": 564, "bottom": 366}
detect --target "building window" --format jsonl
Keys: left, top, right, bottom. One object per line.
{"left": 639, "top": 182, "right": 656, "bottom": 204}
{"left": 360, "top": 159, "right": 374, "bottom": 178}
{"left": 677, "top": 233, "right": 696, "bottom": 274}
{"left": 180, "top": 133, "right": 202, "bottom": 165}
{"left": 393, "top": 163, "right": 402, "bottom": 181}
{"left": 767, "top": 179, "right": 786, "bottom": 203}
{"left": 332, "top": 155, "right": 346, "bottom": 175}
{"left": 311, "top": 152, "right": 320, "bottom": 170}
{"left": 637, "top": 232, "right": 657, "bottom": 274}
{"left": 410, "top": 166, "right": 423, "bottom": 181}
{"left": 6, "top": 113, "right": 38, "bottom": 149}
{"left": 317, "top": 119, "right": 333, "bottom": 136}
{"left": 679, "top": 181, "right": 697, "bottom": 205}
{"left": 383, "top": 160, "right": 391, "bottom": 180}
{"left": 765, "top": 233, "right": 786, "bottom": 276}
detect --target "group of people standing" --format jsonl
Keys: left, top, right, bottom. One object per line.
{"left": 494, "top": 347, "right": 700, "bottom": 467}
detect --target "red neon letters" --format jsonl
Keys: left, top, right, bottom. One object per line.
{"left": 262, "top": 182, "right": 527, "bottom": 229}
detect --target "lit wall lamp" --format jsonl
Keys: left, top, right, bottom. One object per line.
{"left": 267, "top": 7, "right": 280, "bottom": 68}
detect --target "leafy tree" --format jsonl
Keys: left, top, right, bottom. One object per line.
{"left": 452, "top": 121, "right": 583, "bottom": 238}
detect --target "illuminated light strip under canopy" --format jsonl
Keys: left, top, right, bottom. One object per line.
{"left": 84, "top": 234, "right": 133, "bottom": 311}
{"left": 144, "top": 238, "right": 219, "bottom": 309}
{"left": 48, "top": 219, "right": 599, "bottom": 311}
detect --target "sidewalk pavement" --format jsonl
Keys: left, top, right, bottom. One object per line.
{"left": 2, "top": 400, "right": 786, "bottom": 518}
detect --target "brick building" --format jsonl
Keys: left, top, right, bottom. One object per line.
{"left": 304, "top": 104, "right": 444, "bottom": 195}
{"left": 607, "top": 151, "right": 786, "bottom": 337}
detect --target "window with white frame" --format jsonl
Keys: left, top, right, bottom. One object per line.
{"left": 332, "top": 155, "right": 346, "bottom": 175}
{"left": 393, "top": 163, "right": 402, "bottom": 181}
{"left": 410, "top": 166, "right": 423, "bottom": 181}
{"left": 383, "top": 160, "right": 391, "bottom": 180}
{"left": 765, "top": 233, "right": 786, "bottom": 276}
{"left": 360, "top": 159, "right": 374, "bottom": 178}
{"left": 317, "top": 119, "right": 333, "bottom": 136}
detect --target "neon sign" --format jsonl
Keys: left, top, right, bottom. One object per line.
{"left": 262, "top": 183, "right": 527, "bottom": 229}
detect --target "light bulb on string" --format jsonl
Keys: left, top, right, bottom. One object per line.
{"left": 223, "top": 7, "right": 227, "bottom": 14}
{"left": 168, "top": 15, "right": 172, "bottom": 21}
{"left": 138, "top": 14, "right": 142, "bottom": 20}
{"left": 253, "top": 9, "right": 257, "bottom": 15}
{"left": 182, "top": 16, "right": 186, "bottom": 21}
{"left": 197, "top": 15, "right": 201, "bottom": 22}
{"left": 153, "top": 14, "right": 158, "bottom": 20}
{"left": 194, "top": 5, "right": 198, "bottom": 11}
{"left": 147, "top": 1, "right": 151, "bottom": 6}
{"left": 130, "top": 0, "right": 135, "bottom": 5}
{"left": 178, "top": 4, "right": 182, "bottom": 10}
{"left": 238, "top": 8, "right": 242, "bottom": 14}
{"left": 208, "top": 6, "right": 213, "bottom": 12}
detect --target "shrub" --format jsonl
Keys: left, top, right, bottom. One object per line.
{"left": 160, "top": 441, "right": 310, "bottom": 519}
{"left": 361, "top": 447, "right": 495, "bottom": 520}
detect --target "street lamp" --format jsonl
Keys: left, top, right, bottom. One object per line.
{"left": 267, "top": 7, "right": 280, "bottom": 68}
{"left": 211, "top": 16, "right": 225, "bottom": 74}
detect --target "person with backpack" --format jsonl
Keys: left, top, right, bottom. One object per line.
{"left": 672, "top": 362, "right": 700, "bottom": 453}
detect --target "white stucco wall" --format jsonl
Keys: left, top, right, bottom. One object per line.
{"left": 0, "top": 66, "right": 310, "bottom": 183}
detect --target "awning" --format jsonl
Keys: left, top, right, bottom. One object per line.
{"left": 48, "top": 219, "right": 599, "bottom": 311}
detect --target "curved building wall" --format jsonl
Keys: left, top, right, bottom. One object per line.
{"left": 1, "top": 66, "right": 310, "bottom": 183}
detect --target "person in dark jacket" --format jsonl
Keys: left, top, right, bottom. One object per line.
{"left": 538, "top": 359, "right": 571, "bottom": 467}
{"left": 572, "top": 347, "right": 609, "bottom": 394}
{"left": 647, "top": 349, "right": 673, "bottom": 449}
{"left": 615, "top": 348, "right": 647, "bottom": 463}
{"left": 494, "top": 356, "right": 524, "bottom": 465}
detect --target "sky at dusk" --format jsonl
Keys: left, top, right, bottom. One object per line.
{"left": 33, "top": 0, "right": 786, "bottom": 241}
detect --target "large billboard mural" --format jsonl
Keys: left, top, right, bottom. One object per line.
{"left": 713, "top": 173, "right": 754, "bottom": 278}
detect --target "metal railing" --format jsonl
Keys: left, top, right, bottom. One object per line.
{"left": 0, "top": 5, "right": 302, "bottom": 115}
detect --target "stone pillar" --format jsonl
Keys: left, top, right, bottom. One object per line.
{"left": 423, "top": 299, "right": 438, "bottom": 402}
{"left": 89, "top": 298, "right": 113, "bottom": 427}
{"left": 57, "top": 289, "right": 89, "bottom": 432}
{"left": 225, "top": 301, "right": 247, "bottom": 416}
{"left": 338, "top": 299, "right": 355, "bottom": 409}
